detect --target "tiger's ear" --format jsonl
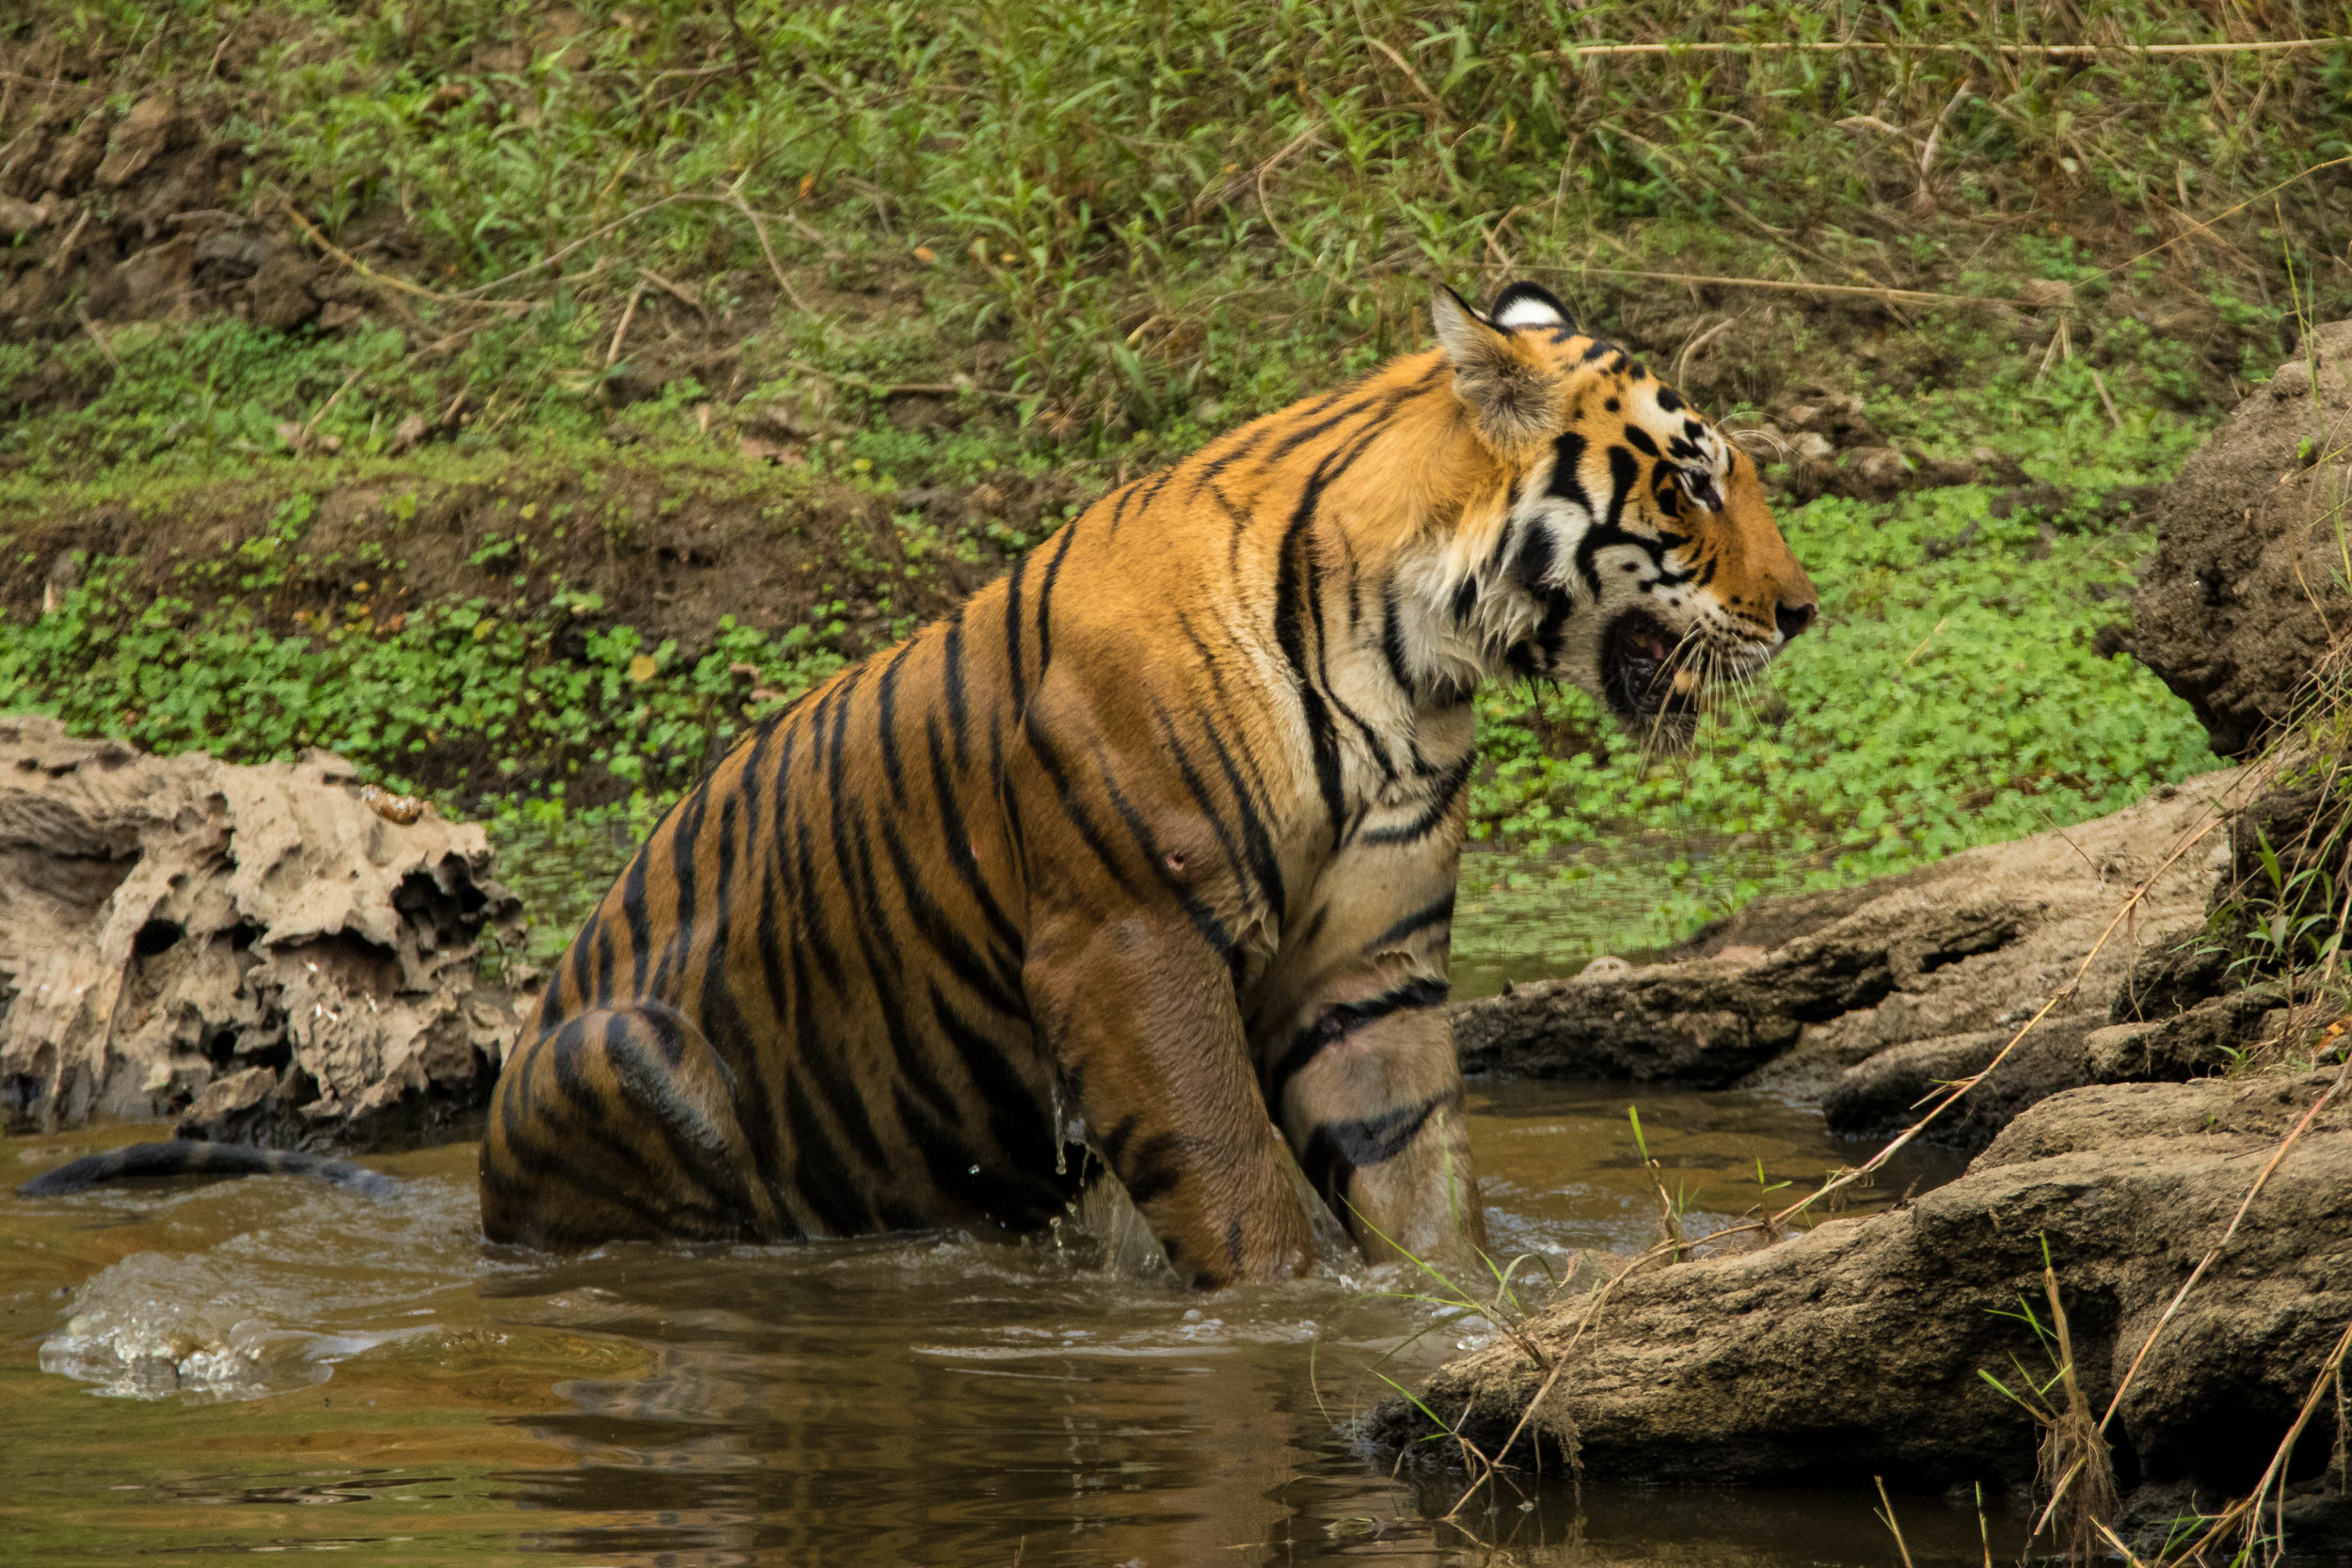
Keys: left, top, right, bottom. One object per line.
{"left": 1433, "top": 285, "right": 1559, "bottom": 450}
{"left": 1488, "top": 280, "right": 1573, "bottom": 332}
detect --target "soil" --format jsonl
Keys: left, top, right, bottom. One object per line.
{"left": 0, "top": 715, "right": 532, "bottom": 1146}
{"left": 1364, "top": 1066, "right": 2352, "bottom": 1560}
{"left": 2130, "top": 320, "right": 2352, "bottom": 757}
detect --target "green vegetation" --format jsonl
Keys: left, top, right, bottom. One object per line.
{"left": 4, "top": 0, "right": 2349, "bottom": 959}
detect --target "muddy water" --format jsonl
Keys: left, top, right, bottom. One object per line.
{"left": 1, "top": 1084, "right": 2015, "bottom": 1567}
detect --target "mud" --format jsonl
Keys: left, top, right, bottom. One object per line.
{"left": 0, "top": 715, "right": 529, "bottom": 1145}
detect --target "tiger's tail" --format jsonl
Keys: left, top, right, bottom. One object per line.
{"left": 15, "top": 1140, "right": 401, "bottom": 1200}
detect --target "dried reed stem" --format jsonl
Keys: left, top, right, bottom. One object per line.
{"left": 1539, "top": 39, "right": 2335, "bottom": 60}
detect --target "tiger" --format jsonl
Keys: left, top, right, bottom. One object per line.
{"left": 468, "top": 279, "right": 1815, "bottom": 1287}
{"left": 21, "top": 282, "right": 1816, "bottom": 1291}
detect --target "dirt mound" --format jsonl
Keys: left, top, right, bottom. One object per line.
{"left": 1367, "top": 1068, "right": 2352, "bottom": 1547}
{"left": 0, "top": 90, "right": 358, "bottom": 340}
{"left": 2131, "top": 321, "right": 2352, "bottom": 757}
{"left": 0, "top": 715, "right": 531, "bottom": 1147}
{"left": 1453, "top": 766, "right": 2270, "bottom": 1150}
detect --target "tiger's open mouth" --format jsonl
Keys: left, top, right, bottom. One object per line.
{"left": 1599, "top": 609, "right": 1701, "bottom": 726}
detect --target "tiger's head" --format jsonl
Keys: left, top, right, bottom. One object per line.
{"left": 1413, "top": 280, "right": 1817, "bottom": 747}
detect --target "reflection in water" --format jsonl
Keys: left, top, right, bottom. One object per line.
{"left": 2, "top": 1085, "right": 2000, "bottom": 1566}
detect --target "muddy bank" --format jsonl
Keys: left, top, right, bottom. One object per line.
{"left": 1366, "top": 1067, "right": 2352, "bottom": 1545}
{"left": 0, "top": 716, "right": 531, "bottom": 1146}
{"left": 1453, "top": 764, "right": 2275, "bottom": 1149}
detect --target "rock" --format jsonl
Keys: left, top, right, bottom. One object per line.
{"left": 0, "top": 196, "right": 52, "bottom": 239}
{"left": 2083, "top": 986, "right": 2287, "bottom": 1083}
{"left": 0, "top": 716, "right": 535, "bottom": 1149}
{"left": 39, "top": 109, "right": 112, "bottom": 198}
{"left": 94, "top": 98, "right": 191, "bottom": 189}
{"left": 2130, "top": 320, "right": 2352, "bottom": 756}
{"left": 1367, "top": 1069, "right": 2352, "bottom": 1513}
{"left": 1454, "top": 766, "right": 2252, "bottom": 1148}
{"left": 192, "top": 230, "right": 274, "bottom": 285}
{"left": 1843, "top": 445, "right": 1914, "bottom": 499}
{"left": 247, "top": 250, "right": 321, "bottom": 331}
{"left": 102, "top": 235, "right": 199, "bottom": 323}
{"left": 1820, "top": 1008, "right": 2108, "bottom": 1145}
{"left": 1775, "top": 388, "right": 1876, "bottom": 446}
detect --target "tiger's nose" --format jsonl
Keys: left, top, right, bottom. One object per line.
{"left": 1774, "top": 599, "right": 1817, "bottom": 641}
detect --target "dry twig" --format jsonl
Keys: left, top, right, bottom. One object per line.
{"left": 1538, "top": 38, "right": 2337, "bottom": 60}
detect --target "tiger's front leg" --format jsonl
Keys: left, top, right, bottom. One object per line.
{"left": 1025, "top": 910, "right": 1315, "bottom": 1290}
{"left": 1257, "top": 845, "right": 1488, "bottom": 1269}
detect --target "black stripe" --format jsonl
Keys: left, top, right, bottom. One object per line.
{"left": 545, "top": 1017, "right": 719, "bottom": 1212}
{"left": 926, "top": 714, "right": 1025, "bottom": 970}
{"left": 941, "top": 606, "right": 970, "bottom": 763}
{"left": 1096, "top": 756, "right": 1236, "bottom": 960}
{"left": 838, "top": 782, "right": 965, "bottom": 1129}
{"left": 790, "top": 938, "right": 890, "bottom": 1169}
{"left": 875, "top": 641, "right": 912, "bottom": 807}
{"left": 601, "top": 1009, "right": 752, "bottom": 1210}
{"left": 1275, "top": 458, "right": 1349, "bottom": 837}
{"left": 1307, "top": 536, "right": 1397, "bottom": 789}
{"left": 621, "top": 838, "right": 656, "bottom": 996}
{"left": 929, "top": 984, "right": 1057, "bottom": 1176}
{"left": 1515, "top": 521, "right": 1555, "bottom": 591}
{"left": 1033, "top": 520, "right": 1077, "bottom": 681}
{"left": 1187, "top": 422, "right": 1269, "bottom": 499}
{"left": 1263, "top": 975, "right": 1451, "bottom": 1114}
{"left": 1022, "top": 707, "right": 1144, "bottom": 899}
{"left": 784, "top": 1066, "right": 876, "bottom": 1235}
{"left": 1574, "top": 445, "right": 1647, "bottom": 597}
{"left": 1149, "top": 705, "right": 1252, "bottom": 902}
{"left": 1116, "top": 1129, "right": 1187, "bottom": 1208}
{"left": 1378, "top": 578, "right": 1417, "bottom": 699}
{"left": 1136, "top": 463, "right": 1178, "bottom": 515}
{"left": 1197, "top": 721, "right": 1287, "bottom": 926}
{"left": 880, "top": 812, "right": 1025, "bottom": 1019}
{"left": 1301, "top": 1091, "right": 1452, "bottom": 1208}
{"left": 1267, "top": 393, "right": 1375, "bottom": 464}
{"left": 793, "top": 815, "right": 850, "bottom": 994}
{"left": 695, "top": 771, "right": 783, "bottom": 1185}
{"left": 1360, "top": 751, "right": 1474, "bottom": 847}
{"left": 1108, "top": 478, "right": 1143, "bottom": 533}
{"left": 1003, "top": 551, "right": 1031, "bottom": 716}
{"left": 1548, "top": 430, "right": 1593, "bottom": 515}
{"left": 490, "top": 1110, "right": 703, "bottom": 1237}
{"left": 1365, "top": 891, "right": 1455, "bottom": 954}
{"left": 648, "top": 779, "right": 715, "bottom": 998}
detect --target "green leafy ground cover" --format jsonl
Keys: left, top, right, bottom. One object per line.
{"left": 4, "top": 0, "right": 2348, "bottom": 963}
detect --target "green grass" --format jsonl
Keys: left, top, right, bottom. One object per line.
{"left": 4, "top": 0, "right": 2350, "bottom": 960}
